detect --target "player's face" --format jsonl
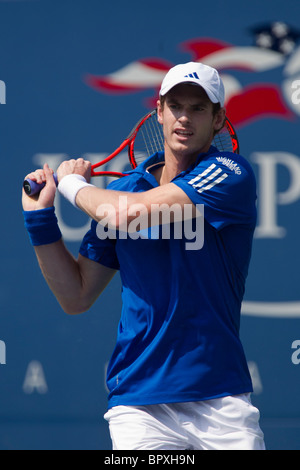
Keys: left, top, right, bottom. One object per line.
{"left": 157, "top": 84, "right": 225, "bottom": 161}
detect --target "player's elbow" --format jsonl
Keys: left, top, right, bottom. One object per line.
{"left": 63, "top": 305, "right": 88, "bottom": 315}
{"left": 61, "top": 304, "right": 87, "bottom": 316}
{"left": 60, "top": 298, "right": 93, "bottom": 315}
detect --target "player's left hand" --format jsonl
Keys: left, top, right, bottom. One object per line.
{"left": 22, "top": 163, "right": 57, "bottom": 211}
{"left": 57, "top": 158, "right": 92, "bottom": 184}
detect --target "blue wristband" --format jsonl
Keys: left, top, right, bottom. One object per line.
{"left": 23, "top": 207, "right": 62, "bottom": 246}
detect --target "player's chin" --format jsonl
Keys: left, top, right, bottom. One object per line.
{"left": 173, "top": 141, "right": 200, "bottom": 157}
{"left": 166, "top": 135, "right": 199, "bottom": 157}
{"left": 170, "top": 136, "right": 192, "bottom": 150}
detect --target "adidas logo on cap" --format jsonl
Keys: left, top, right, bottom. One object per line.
{"left": 184, "top": 72, "right": 200, "bottom": 79}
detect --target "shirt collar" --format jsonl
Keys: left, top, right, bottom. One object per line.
{"left": 135, "top": 146, "right": 219, "bottom": 177}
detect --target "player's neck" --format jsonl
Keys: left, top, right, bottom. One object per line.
{"left": 157, "top": 148, "right": 200, "bottom": 185}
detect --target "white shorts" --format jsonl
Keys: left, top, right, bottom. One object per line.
{"left": 104, "top": 394, "right": 265, "bottom": 450}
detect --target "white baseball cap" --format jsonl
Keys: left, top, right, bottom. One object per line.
{"left": 159, "top": 62, "right": 225, "bottom": 107}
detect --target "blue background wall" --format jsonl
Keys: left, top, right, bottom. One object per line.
{"left": 0, "top": 0, "right": 300, "bottom": 450}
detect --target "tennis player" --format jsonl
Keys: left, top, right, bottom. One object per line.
{"left": 23, "top": 62, "right": 265, "bottom": 450}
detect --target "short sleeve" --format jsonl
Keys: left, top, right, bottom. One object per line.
{"left": 79, "top": 219, "right": 120, "bottom": 270}
{"left": 173, "top": 153, "right": 257, "bottom": 230}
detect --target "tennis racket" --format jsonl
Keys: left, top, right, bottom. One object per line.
{"left": 23, "top": 109, "right": 239, "bottom": 196}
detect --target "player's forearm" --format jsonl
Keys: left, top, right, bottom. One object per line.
{"left": 34, "top": 239, "right": 88, "bottom": 315}
{"left": 75, "top": 183, "right": 196, "bottom": 229}
{"left": 75, "top": 186, "right": 141, "bottom": 228}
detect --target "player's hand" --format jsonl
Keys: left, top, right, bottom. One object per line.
{"left": 22, "top": 163, "right": 57, "bottom": 212}
{"left": 56, "top": 158, "right": 92, "bottom": 184}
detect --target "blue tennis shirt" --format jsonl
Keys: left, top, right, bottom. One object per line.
{"left": 80, "top": 147, "right": 257, "bottom": 409}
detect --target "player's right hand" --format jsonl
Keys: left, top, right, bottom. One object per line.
{"left": 22, "top": 163, "right": 57, "bottom": 212}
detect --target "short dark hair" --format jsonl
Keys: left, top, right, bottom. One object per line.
{"left": 159, "top": 94, "right": 221, "bottom": 115}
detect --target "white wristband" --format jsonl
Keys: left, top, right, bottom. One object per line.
{"left": 58, "top": 174, "right": 94, "bottom": 208}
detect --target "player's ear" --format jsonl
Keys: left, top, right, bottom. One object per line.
{"left": 157, "top": 100, "right": 164, "bottom": 125}
{"left": 213, "top": 107, "right": 226, "bottom": 133}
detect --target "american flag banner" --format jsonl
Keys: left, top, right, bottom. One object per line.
{"left": 84, "top": 22, "right": 300, "bottom": 127}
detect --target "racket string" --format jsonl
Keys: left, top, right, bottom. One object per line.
{"left": 212, "top": 131, "right": 232, "bottom": 152}
{"left": 142, "top": 116, "right": 164, "bottom": 155}
{"left": 134, "top": 113, "right": 165, "bottom": 165}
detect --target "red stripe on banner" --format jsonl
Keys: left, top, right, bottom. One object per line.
{"left": 139, "top": 59, "right": 173, "bottom": 71}
{"left": 84, "top": 59, "right": 172, "bottom": 95}
{"left": 226, "top": 84, "right": 295, "bottom": 127}
{"left": 84, "top": 74, "right": 146, "bottom": 94}
{"left": 180, "top": 38, "right": 232, "bottom": 60}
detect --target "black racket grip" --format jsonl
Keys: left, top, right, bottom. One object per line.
{"left": 23, "top": 173, "right": 58, "bottom": 196}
